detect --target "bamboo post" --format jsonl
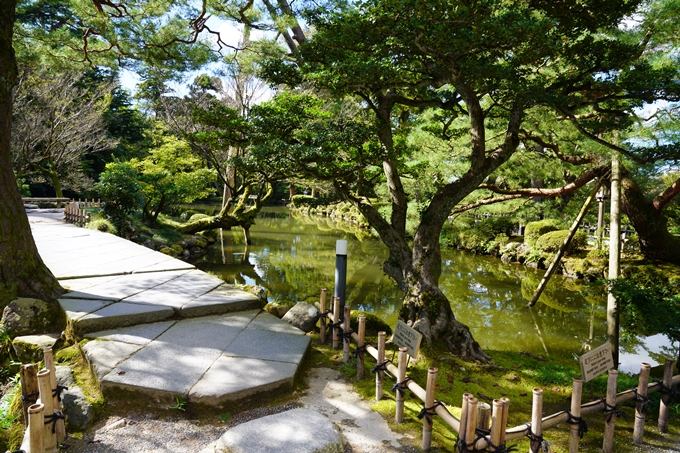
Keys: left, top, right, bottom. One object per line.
{"left": 319, "top": 288, "right": 327, "bottom": 344}
{"left": 44, "top": 347, "right": 65, "bottom": 442}
{"left": 459, "top": 394, "right": 472, "bottom": 446}
{"left": 465, "top": 396, "right": 479, "bottom": 447}
{"left": 28, "top": 403, "right": 45, "bottom": 453}
{"left": 633, "top": 362, "right": 651, "bottom": 444}
{"left": 357, "top": 316, "right": 366, "bottom": 379}
{"left": 342, "top": 305, "right": 351, "bottom": 363}
{"left": 376, "top": 331, "right": 386, "bottom": 402}
{"left": 38, "top": 369, "right": 57, "bottom": 453}
{"left": 602, "top": 369, "right": 619, "bottom": 453}
{"left": 422, "top": 367, "right": 438, "bottom": 451}
{"left": 658, "top": 358, "right": 675, "bottom": 433}
{"left": 500, "top": 397, "right": 510, "bottom": 446}
{"left": 529, "top": 388, "right": 543, "bottom": 453}
{"left": 20, "top": 364, "right": 39, "bottom": 427}
{"left": 395, "top": 347, "right": 408, "bottom": 423}
{"left": 490, "top": 399, "right": 503, "bottom": 452}
{"left": 332, "top": 296, "right": 340, "bottom": 349}
{"left": 569, "top": 378, "right": 583, "bottom": 453}
{"left": 477, "top": 402, "right": 491, "bottom": 431}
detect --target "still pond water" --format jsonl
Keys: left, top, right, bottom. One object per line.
{"left": 194, "top": 207, "right": 677, "bottom": 373}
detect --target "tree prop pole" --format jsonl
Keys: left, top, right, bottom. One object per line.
{"left": 528, "top": 180, "right": 601, "bottom": 307}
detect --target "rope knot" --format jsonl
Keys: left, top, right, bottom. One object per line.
{"left": 417, "top": 400, "right": 445, "bottom": 425}
{"left": 565, "top": 410, "right": 588, "bottom": 439}
{"left": 371, "top": 360, "right": 391, "bottom": 373}
{"left": 391, "top": 377, "right": 412, "bottom": 397}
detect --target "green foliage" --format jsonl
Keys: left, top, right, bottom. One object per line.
{"left": 169, "top": 396, "right": 186, "bottom": 411}
{"left": 94, "top": 162, "right": 144, "bottom": 219}
{"left": 218, "top": 413, "right": 232, "bottom": 422}
{"left": 535, "top": 230, "right": 588, "bottom": 254}
{"left": 531, "top": 363, "right": 578, "bottom": 386}
{"left": 349, "top": 311, "right": 392, "bottom": 336}
{"left": 15, "top": 178, "right": 30, "bottom": 197}
{"left": 447, "top": 216, "right": 517, "bottom": 254}
{"left": 86, "top": 214, "right": 117, "bottom": 234}
{"left": 524, "top": 219, "right": 562, "bottom": 246}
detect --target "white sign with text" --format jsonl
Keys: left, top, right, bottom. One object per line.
{"left": 392, "top": 320, "right": 423, "bottom": 358}
{"left": 579, "top": 342, "right": 615, "bottom": 382}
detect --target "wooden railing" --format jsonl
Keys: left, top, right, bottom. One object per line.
{"left": 63, "top": 199, "right": 101, "bottom": 226}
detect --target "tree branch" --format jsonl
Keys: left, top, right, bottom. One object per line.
{"left": 653, "top": 177, "right": 680, "bottom": 211}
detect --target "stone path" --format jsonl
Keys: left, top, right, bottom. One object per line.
{"left": 28, "top": 209, "right": 310, "bottom": 407}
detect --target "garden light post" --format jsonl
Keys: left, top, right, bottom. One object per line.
{"left": 334, "top": 239, "right": 348, "bottom": 320}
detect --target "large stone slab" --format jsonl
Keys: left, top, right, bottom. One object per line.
{"left": 84, "top": 321, "right": 176, "bottom": 345}
{"left": 73, "top": 303, "right": 174, "bottom": 334}
{"left": 82, "top": 340, "right": 143, "bottom": 380}
{"left": 246, "top": 311, "right": 306, "bottom": 335}
{"left": 61, "top": 270, "right": 191, "bottom": 301}
{"left": 216, "top": 408, "right": 344, "bottom": 453}
{"left": 180, "top": 284, "right": 261, "bottom": 318}
{"left": 224, "top": 329, "right": 310, "bottom": 364}
{"left": 188, "top": 356, "right": 299, "bottom": 406}
{"left": 122, "top": 270, "right": 223, "bottom": 310}
{"left": 59, "top": 298, "right": 116, "bottom": 319}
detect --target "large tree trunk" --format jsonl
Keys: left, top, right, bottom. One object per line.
{"left": 620, "top": 172, "right": 680, "bottom": 264}
{"left": 0, "top": 0, "right": 63, "bottom": 307}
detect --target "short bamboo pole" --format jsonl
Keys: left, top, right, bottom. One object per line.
{"left": 500, "top": 397, "right": 510, "bottom": 445}
{"left": 529, "top": 388, "right": 543, "bottom": 453}
{"left": 602, "top": 369, "right": 618, "bottom": 453}
{"left": 422, "top": 367, "right": 438, "bottom": 451}
{"left": 20, "top": 364, "right": 39, "bottom": 427}
{"left": 459, "top": 394, "right": 472, "bottom": 447}
{"left": 342, "top": 305, "right": 351, "bottom": 363}
{"left": 44, "top": 347, "right": 65, "bottom": 442}
{"left": 633, "top": 362, "right": 651, "bottom": 444}
{"left": 658, "top": 358, "right": 675, "bottom": 433}
{"left": 28, "top": 403, "right": 45, "bottom": 453}
{"left": 395, "top": 347, "right": 408, "bottom": 424}
{"left": 490, "top": 399, "right": 503, "bottom": 452}
{"left": 357, "top": 316, "right": 366, "bottom": 379}
{"left": 38, "top": 369, "right": 57, "bottom": 453}
{"left": 465, "top": 396, "right": 479, "bottom": 447}
{"left": 569, "top": 378, "right": 583, "bottom": 453}
{"left": 332, "top": 297, "right": 340, "bottom": 349}
{"left": 375, "top": 331, "right": 386, "bottom": 402}
{"left": 319, "top": 288, "right": 328, "bottom": 344}
{"left": 477, "top": 402, "right": 491, "bottom": 431}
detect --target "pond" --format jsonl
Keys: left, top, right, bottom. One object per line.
{"left": 193, "top": 207, "right": 677, "bottom": 374}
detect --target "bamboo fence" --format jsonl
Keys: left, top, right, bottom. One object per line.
{"left": 319, "top": 292, "right": 679, "bottom": 452}
{"left": 63, "top": 199, "right": 101, "bottom": 226}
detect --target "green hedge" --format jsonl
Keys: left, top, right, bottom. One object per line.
{"left": 535, "top": 230, "right": 588, "bottom": 254}
{"left": 524, "top": 219, "right": 562, "bottom": 246}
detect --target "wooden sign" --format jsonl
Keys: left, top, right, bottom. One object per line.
{"left": 392, "top": 320, "right": 423, "bottom": 358}
{"left": 579, "top": 342, "right": 615, "bottom": 382}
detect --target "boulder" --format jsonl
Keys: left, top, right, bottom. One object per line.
{"left": 12, "top": 334, "right": 59, "bottom": 363}
{"left": 282, "top": 302, "right": 319, "bottom": 333}
{"left": 1, "top": 298, "right": 63, "bottom": 338}
{"left": 55, "top": 366, "right": 93, "bottom": 430}
{"left": 264, "top": 302, "right": 292, "bottom": 318}
{"left": 216, "top": 408, "right": 344, "bottom": 453}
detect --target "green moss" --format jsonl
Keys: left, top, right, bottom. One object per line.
{"left": 349, "top": 311, "right": 393, "bottom": 335}
{"left": 535, "top": 229, "right": 588, "bottom": 254}
{"left": 524, "top": 219, "right": 562, "bottom": 246}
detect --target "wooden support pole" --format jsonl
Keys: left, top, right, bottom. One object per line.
{"left": 38, "top": 369, "right": 57, "bottom": 453}
{"left": 569, "top": 378, "right": 583, "bottom": 453}
{"left": 602, "top": 369, "right": 619, "bottom": 453}
{"left": 395, "top": 347, "right": 408, "bottom": 424}
{"left": 633, "top": 362, "right": 651, "bottom": 444}
{"left": 28, "top": 403, "right": 45, "bottom": 453}
{"left": 465, "top": 396, "right": 479, "bottom": 448}
{"left": 376, "top": 331, "right": 386, "bottom": 402}
{"left": 658, "top": 358, "right": 675, "bottom": 433}
{"left": 477, "top": 402, "right": 491, "bottom": 431}
{"left": 342, "top": 305, "right": 351, "bottom": 363}
{"left": 319, "top": 288, "right": 327, "bottom": 344}
{"left": 332, "top": 297, "right": 340, "bottom": 349}
{"left": 500, "top": 397, "right": 510, "bottom": 446}
{"left": 44, "top": 347, "right": 65, "bottom": 442}
{"left": 459, "top": 394, "right": 471, "bottom": 446}
{"left": 530, "top": 388, "right": 543, "bottom": 453}
{"left": 20, "top": 364, "right": 39, "bottom": 427}
{"left": 357, "top": 316, "right": 366, "bottom": 379}
{"left": 490, "top": 399, "right": 503, "bottom": 452}
{"left": 422, "top": 367, "right": 438, "bottom": 451}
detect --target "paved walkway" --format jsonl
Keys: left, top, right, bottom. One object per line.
{"left": 27, "top": 209, "right": 310, "bottom": 407}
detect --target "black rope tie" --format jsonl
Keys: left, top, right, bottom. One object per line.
{"left": 53, "top": 384, "right": 68, "bottom": 402}
{"left": 319, "top": 310, "right": 333, "bottom": 323}
{"left": 602, "top": 400, "right": 628, "bottom": 423}
{"left": 20, "top": 392, "right": 39, "bottom": 404}
{"left": 44, "top": 410, "right": 65, "bottom": 433}
{"left": 353, "top": 343, "right": 371, "bottom": 357}
{"left": 659, "top": 383, "right": 679, "bottom": 402}
{"left": 565, "top": 410, "right": 588, "bottom": 439}
{"left": 391, "top": 377, "right": 413, "bottom": 396}
{"left": 632, "top": 388, "right": 653, "bottom": 415}
{"left": 526, "top": 425, "right": 551, "bottom": 453}
{"left": 330, "top": 321, "right": 343, "bottom": 332}
{"left": 339, "top": 329, "right": 354, "bottom": 341}
{"left": 417, "top": 400, "right": 445, "bottom": 425}
{"left": 371, "top": 360, "right": 392, "bottom": 373}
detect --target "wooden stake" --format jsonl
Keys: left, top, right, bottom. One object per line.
{"left": 319, "top": 288, "right": 327, "bottom": 344}
{"left": 28, "top": 403, "right": 45, "bottom": 453}
{"left": 633, "top": 363, "right": 651, "bottom": 444}
{"left": 465, "top": 396, "right": 479, "bottom": 447}
{"left": 395, "top": 347, "right": 408, "bottom": 423}
{"left": 658, "top": 358, "right": 675, "bottom": 433}
{"left": 44, "top": 347, "right": 66, "bottom": 442}
{"left": 20, "top": 364, "right": 39, "bottom": 427}
{"left": 530, "top": 388, "right": 543, "bottom": 453}
{"left": 602, "top": 369, "right": 618, "bottom": 453}
{"left": 490, "top": 399, "right": 503, "bottom": 452}
{"left": 38, "top": 369, "right": 57, "bottom": 453}
{"left": 500, "top": 397, "right": 510, "bottom": 446}
{"left": 477, "top": 402, "right": 491, "bottom": 431}
{"left": 459, "top": 394, "right": 472, "bottom": 446}
{"left": 332, "top": 296, "right": 340, "bottom": 349}
{"left": 376, "top": 331, "right": 386, "bottom": 402}
{"left": 422, "top": 367, "right": 438, "bottom": 451}
{"left": 342, "top": 305, "right": 351, "bottom": 363}
{"left": 569, "top": 378, "right": 583, "bottom": 453}
{"left": 357, "top": 316, "right": 366, "bottom": 379}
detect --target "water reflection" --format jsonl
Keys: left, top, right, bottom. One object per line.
{"left": 193, "top": 207, "right": 677, "bottom": 372}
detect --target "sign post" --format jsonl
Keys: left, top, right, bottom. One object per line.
{"left": 392, "top": 320, "right": 423, "bottom": 358}
{"left": 579, "top": 342, "right": 615, "bottom": 382}
{"left": 334, "top": 240, "right": 348, "bottom": 320}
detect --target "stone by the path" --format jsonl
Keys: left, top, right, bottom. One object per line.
{"left": 84, "top": 321, "right": 175, "bottom": 345}
{"left": 282, "top": 302, "right": 319, "bottom": 333}
{"left": 216, "top": 408, "right": 344, "bottom": 453}
{"left": 1, "top": 298, "right": 62, "bottom": 338}
{"left": 56, "top": 366, "right": 93, "bottom": 430}
{"left": 82, "top": 340, "right": 143, "bottom": 379}
{"left": 180, "top": 284, "right": 261, "bottom": 318}
{"left": 72, "top": 302, "right": 174, "bottom": 335}
{"left": 12, "top": 333, "right": 60, "bottom": 362}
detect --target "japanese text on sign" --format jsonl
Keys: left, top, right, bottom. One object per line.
{"left": 392, "top": 320, "right": 423, "bottom": 358}
{"left": 579, "top": 342, "right": 615, "bottom": 382}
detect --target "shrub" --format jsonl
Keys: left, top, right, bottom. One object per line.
{"left": 524, "top": 219, "right": 562, "bottom": 246}
{"left": 535, "top": 230, "right": 588, "bottom": 254}
{"left": 94, "top": 162, "right": 144, "bottom": 219}
{"left": 87, "top": 216, "right": 117, "bottom": 234}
